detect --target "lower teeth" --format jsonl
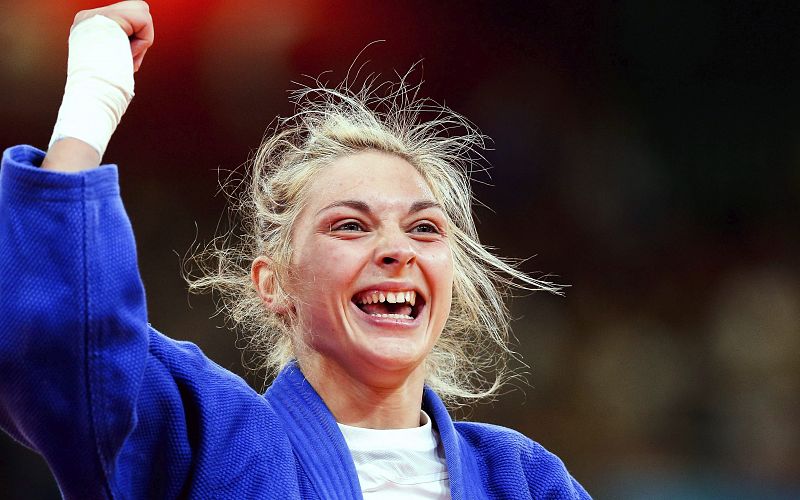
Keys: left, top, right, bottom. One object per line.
{"left": 370, "top": 313, "right": 413, "bottom": 319}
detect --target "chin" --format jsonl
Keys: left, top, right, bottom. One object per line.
{"left": 357, "top": 337, "right": 430, "bottom": 375}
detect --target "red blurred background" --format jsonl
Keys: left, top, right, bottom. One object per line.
{"left": 2, "top": 1, "right": 799, "bottom": 498}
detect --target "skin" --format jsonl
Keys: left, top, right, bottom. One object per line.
{"left": 252, "top": 150, "right": 455, "bottom": 429}
{"left": 42, "top": 1, "right": 153, "bottom": 173}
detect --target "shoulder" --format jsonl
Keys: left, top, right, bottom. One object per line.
{"left": 453, "top": 421, "right": 591, "bottom": 499}
{"left": 453, "top": 420, "right": 556, "bottom": 465}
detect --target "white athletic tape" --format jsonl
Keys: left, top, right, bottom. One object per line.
{"left": 49, "top": 15, "right": 135, "bottom": 159}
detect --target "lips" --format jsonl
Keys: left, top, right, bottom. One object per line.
{"left": 352, "top": 288, "right": 425, "bottom": 319}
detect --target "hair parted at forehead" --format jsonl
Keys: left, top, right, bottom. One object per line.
{"left": 186, "top": 67, "right": 562, "bottom": 406}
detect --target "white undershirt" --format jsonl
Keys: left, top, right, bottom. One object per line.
{"left": 337, "top": 411, "right": 451, "bottom": 499}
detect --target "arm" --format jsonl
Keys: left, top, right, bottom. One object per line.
{"left": 41, "top": 137, "right": 101, "bottom": 172}
{"left": 0, "top": 2, "right": 154, "bottom": 496}
{"left": 0, "top": 144, "right": 145, "bottom": 496}
{"left": 43, "top": 0, "right": 153, "bottom": 173}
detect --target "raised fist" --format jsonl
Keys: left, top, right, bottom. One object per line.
{"left": 73, "top": 0, "right": 154, "bottom": 72}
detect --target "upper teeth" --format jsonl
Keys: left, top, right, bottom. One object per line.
{"left": 356, "top": 290, "right": 416, "bottom": 306}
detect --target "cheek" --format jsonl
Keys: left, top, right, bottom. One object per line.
{"left": 291, "top": 239, "right": 367, "bottom": 304}
{"left": 419, "top": 244, "right": 455, "bottom": 296}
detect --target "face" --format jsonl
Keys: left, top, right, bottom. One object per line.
{"left": 286, "top": 150, "right": 454, "bottom": 386}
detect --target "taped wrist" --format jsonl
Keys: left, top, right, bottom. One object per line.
{"left": 49, "top": 15, "right": 135, "bottom": 159}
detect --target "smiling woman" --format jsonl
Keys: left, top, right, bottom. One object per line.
{"left": 188, "top": 86, "right": 561, "bottom": 412}
{"left": 0, "top": 1, "right": 590, "bottom": 498}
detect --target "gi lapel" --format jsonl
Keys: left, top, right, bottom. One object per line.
{"left": 264, "top": 362, "right": 363, "bottom": 500}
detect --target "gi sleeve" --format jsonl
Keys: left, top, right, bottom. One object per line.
{"left": 0, "top": 145, "right": 149, "bottom": 497}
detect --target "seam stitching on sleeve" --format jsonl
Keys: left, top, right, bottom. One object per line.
{"left": 82, "top": 175, "right": 115, "bottom": 498}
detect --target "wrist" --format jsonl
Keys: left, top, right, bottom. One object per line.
{"left": 49, "top": 15, "right": 135, "bottom": 160}
{"left": 42, "top": 138, "right": 101, "bottom": 172}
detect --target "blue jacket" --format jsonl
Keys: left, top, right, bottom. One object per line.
{"left": 0, "top": 145, "right": 590, "bottom": 499}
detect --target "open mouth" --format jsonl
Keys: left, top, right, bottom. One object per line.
{"left": 352, "top": 290, "right": 425, "bottom": 320}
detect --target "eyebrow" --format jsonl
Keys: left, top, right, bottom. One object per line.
{"left": 316, "top": 199, "right": 443, "bottom": 216}
{"left": 408, "top": 200, "right": 442, "bottom": 214}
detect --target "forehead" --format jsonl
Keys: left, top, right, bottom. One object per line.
{"left": 303, "top": 150, "right": 436, "bottom": 210}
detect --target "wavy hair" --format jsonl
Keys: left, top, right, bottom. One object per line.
{"left": 186, "top": 71, "right": 561, "bottom": 406}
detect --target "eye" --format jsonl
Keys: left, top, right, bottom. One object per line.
{"left": 410, "top": 222, "right": 440, "bottom": 234}
{"left": 331, "top": 220, "right": 364, "bottom": 232}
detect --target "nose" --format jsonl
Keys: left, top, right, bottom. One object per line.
{"left": 375, "top": 229, "right": 416, "bottom": 269}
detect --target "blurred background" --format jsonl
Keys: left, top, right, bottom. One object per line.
{"left": 1, "top": 0, "right": 799, "bottom": 498}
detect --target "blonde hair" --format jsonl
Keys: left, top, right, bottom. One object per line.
{"left": 187, "top": 73, "right": 561, "bottom": 406}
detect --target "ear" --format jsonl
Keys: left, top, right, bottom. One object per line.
{"left": 251, "top": 256, "right": 292, "bottom": 315}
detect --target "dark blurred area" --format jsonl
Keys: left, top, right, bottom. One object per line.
{"left": 2, "top": 0, "right": 799, "bottom": 498}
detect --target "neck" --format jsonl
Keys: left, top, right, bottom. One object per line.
{"left": 298, "top": 352, "right": 425, "bottom": 429}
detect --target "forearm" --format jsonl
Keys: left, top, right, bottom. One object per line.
{"left": 41, "top": 137, "right": 101, "bottom": 172}
{"left": 42, "top": 3, "right": 153, "bottom": 172}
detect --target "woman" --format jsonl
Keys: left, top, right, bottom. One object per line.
{"left": 0, "top": 2, "right": 590, "bottom": 498}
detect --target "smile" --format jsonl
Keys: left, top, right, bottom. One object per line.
{"left": 352, "top": 289, "right": 424, "bottom": 320}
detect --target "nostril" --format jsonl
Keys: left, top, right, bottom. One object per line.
{"left": 382, "top": 256, "right": 397, "bottom": 265}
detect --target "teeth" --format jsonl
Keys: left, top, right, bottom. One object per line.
{"left": 369, "top": 313, "right": 414, "bottom": 319}
{"left": 356, "top": 290, "right": 418, "bottom": 305}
